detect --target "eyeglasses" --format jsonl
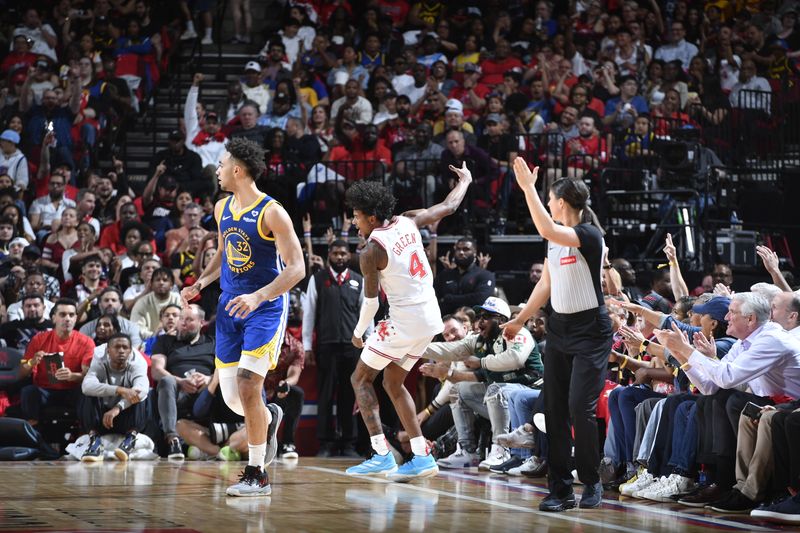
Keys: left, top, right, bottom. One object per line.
{"left": 479, "top": 313, "right": 503, "bottom": 321}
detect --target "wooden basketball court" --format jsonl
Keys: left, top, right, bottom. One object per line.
{"left": 0, "top": 459, "right": 791, "bottom": 532}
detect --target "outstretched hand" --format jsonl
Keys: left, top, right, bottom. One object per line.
{"left": 448, "top": 161, "right": 473, "bottom": 184}
{"left": 513, "top": 157, "right": 539, "bottom": 190}
{"left": 663, "top": 233, "right": 676, "bottom": 262}
{"left": 500, "top": 318, "right": 523, "bottom": 340}
{"left": 756, "top": 245, "right": 780, "bottom": 273}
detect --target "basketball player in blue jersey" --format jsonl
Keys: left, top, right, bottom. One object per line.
{"left": 181, "top": 138, "right": 305, "bottom": 497}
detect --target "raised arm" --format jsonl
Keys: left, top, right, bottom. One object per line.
{"left": 408, "top": 161, "right": 473, "bottom": 228}
{"left": 756, "top": 245, "right": 792, "bottom": 292}
{"left": 512, "top": 156, "right": 581, "bottom": 247}
{"left": 663, "top": 233, "right": 689, "bottom": 299}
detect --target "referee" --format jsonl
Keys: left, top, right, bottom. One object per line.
{"left": 503, "top": 158, "right": 613, "bottom": 512}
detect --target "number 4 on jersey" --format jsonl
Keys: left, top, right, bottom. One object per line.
{"left": 409, "top": 251, "right": 428, "bottom": 279}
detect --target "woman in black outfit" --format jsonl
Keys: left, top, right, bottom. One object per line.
{"left": 503, "top": 158, "right": 613, "bottom": 512}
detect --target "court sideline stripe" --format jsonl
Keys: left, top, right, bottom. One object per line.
{"left": 436, "top": 470, "right": 778, "bottom": 533}
{"left": 303, "top": 466, "right": 652, "bottom": 533}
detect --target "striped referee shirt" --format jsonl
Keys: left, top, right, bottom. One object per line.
{"left": 547, "top": 223, "right": 605, "bottom": 314}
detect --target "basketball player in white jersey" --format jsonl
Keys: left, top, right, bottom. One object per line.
{"left": 344, "top": 163, "right": 472, "bottom": 481}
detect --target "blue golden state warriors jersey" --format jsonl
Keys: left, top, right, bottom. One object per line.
{"left": 219, "top": 193, "right": 282, "bottom": 294}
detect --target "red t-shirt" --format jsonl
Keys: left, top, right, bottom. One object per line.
{"left": 448, "top": 84, "right": 492, "bottom": 118}
{"left": 377, "top": 0, "right": 409, "bottom": 27}
{"left": 565, "top": 135, "right": 608, "bottom": 170}
{"left": 33, "top": 175, "right": 79, "bottom": 202}
{"left": 25, "top": 330, "right": 95, "bottom": 390}
{"left": 479, "top": 57, "right": 524, "bottom": 86}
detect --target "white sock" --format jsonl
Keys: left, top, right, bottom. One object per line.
{"left": 410, "top": 436, "right": 429, "bottom": 456}
{"left": 186, "top": 21, "right": 196, "bottom": 32}
{"left": 248, "top": 442, "right": 266, "bottom": 468}
{"left": 204, "top": 27, "right": 212, "bottom": 39}
{"left": 370, "top": 434, "right": 390, "bottom": 456}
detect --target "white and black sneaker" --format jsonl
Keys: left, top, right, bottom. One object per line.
{"left": 167, "top": 437, "right": 185, "bottom": 460}
{"left": 280, "top": 443, "right": 298, "bottom": 459}
{"left": 226, "top": 465, "right": 272, "bottom": 497}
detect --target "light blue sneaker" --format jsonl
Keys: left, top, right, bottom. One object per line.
{"left": 345, "top": 452, "right": 398, "bottom": 476}
{"left": 387, "top": 454, "right": 439, "bottom": 483}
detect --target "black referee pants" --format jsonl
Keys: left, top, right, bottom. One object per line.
{"left": 544, "top": 307, "right": 613, "bottom": 496}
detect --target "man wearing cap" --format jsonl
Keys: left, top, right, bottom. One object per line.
{"left": 147, "top": 129, "right": 204, "bottom": 197}
{"left": 0, "top": 130, "right": 28, "bottom": 192}
{"left": 447, "top": 63, "right": 490, "bottom": 119}
{"left": 184, "top": 73, "right": 228, "bottom": 173}
{"left": 241, "top": 61, "right": 271, "bottom": 115}
{"left": 432, "top": 99, "right": 476, "bottom": 146}
{"left": 257, "top": 90, "right": 297, "bottom": 129}
{"left": 141, "top": 172, "right": 178, "bottom": 242}
{"left": 478, "top": 114, "right": 517, "bottom": 175}
{"left": 378, "top": 94, "right": 416, "bottom": 152}
{"left": 420, "top": 296, "right": 541, "bottom": 470}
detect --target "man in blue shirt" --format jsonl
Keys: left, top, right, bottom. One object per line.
{"left": 603, "top": 75, "right": 649, "bottom": 132}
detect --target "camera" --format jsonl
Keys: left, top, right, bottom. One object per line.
{"left": 742, "top": 402, "right": 764, "bottom": 420}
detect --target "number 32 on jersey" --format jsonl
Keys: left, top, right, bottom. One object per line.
{"left": 409, "top": 251, "right": 428, "bottom": 279}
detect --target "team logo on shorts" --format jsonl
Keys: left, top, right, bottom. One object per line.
{"left": 223, "top": 228, "right": 255, "bottom": 273}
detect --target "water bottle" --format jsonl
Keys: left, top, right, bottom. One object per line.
{"left": 730, "top": 211, "right": 742, "bottom": 232}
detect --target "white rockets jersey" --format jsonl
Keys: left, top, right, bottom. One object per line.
{"left": 368, "top": 216, "right": 443, "bottom": 336}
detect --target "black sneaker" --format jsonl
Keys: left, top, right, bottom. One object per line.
{"left": 81, "top": 435, "right": 104, "bottom": 463}
{"left": 580, "top": 482, "right": 604, "bottom": 509}
{"left": 598, "top": 457, "right": 617, "bottom": 486}
{"left": 226, "top": 465, "right": 272, "bottom": 497}
{"left": 489, "top": 455, "right": 524, "bottom": 474}
{"left": 114, "top": 431, "right": 137, "bottom": 461}
{"left": 709, "top": 488, "right": 757, "bottom": 513}
{"left": 539, "top": 492, "right": 576, "bottom": 512}
{"left": 264, "top": 403, "right": 284, "bottom": 466}
{"left": 316, "top": 443, "right": 335, "bottom": 458}
{"left": 280, "top": 443, "right": 298, "bottom": 459}
{"left": 340, "top": 445, "right": 361, "bottom": 458}
{"left": 167, "top": 437, "right": 185, "bottom": 460}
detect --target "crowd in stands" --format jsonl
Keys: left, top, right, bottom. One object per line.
{"left": 1, "top": 0, "right": 800, "bottom": 526}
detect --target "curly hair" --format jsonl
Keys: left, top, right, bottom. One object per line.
{"left": 345, "top": 180, "right": 396, "bottom": 222}
{"left": 226, "top": 137, "right": 266, "bottom": 179}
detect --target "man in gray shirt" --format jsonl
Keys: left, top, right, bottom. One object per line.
{"left": 79, "top": 333, "right": 148, "bottom": 462}
{"left": 80, "top": 287, "right": 143, "bottom": 349}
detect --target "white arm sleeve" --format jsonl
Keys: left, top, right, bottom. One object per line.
{"left": 353, "top": 296, "right": 379, "bottom": 338}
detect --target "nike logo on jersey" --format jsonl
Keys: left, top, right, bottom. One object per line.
{"left": 222, "top": 215, "right": 232, "bottom": 221}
